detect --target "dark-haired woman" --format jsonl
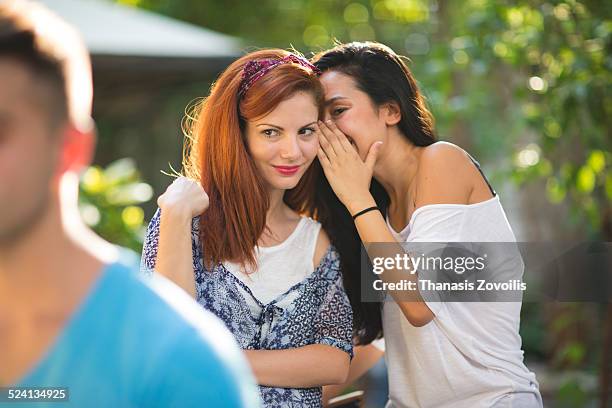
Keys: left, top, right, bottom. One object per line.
{"left": 140, "top": 50, "right": 353, "bottom": 407}
{"left": 312, "top": 42, "right": 542, "bottom": 408}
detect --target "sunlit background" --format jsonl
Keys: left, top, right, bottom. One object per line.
{"left": 38, "top": 0, "right": 611, "bottom": 406}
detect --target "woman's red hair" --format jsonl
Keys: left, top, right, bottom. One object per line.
{"left": 182, "top": 49, "right": 323, "bottom": 269}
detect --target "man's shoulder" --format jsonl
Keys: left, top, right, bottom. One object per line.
{"left": 100, "top": 249, "right": 259, "bottom": 407}
{"left": 111, "top": 249, "right": 234, "bottom": 347}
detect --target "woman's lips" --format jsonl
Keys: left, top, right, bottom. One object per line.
{"left": 273, "top": 165, "right": 301, "bottom": 176}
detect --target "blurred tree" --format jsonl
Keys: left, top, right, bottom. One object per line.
{"left": 79, "top": 158, "right": 153, "bottom": 252}
{"left": 113, "top": 0, "right": 611, "bottom": 405}
{"left": 117, "top": 0, "right": 610, "bottom": 237}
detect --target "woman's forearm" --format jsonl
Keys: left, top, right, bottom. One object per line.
{"left": 155, "top": 209, "right": 197, "bottom": 298}
{"left": 322, "top": 343, "right": 384, "bottom": 406}
{"left": 314, "top": 121, "right": 434, "bottom": 326}
{"left": 347, "top": 199, "right": 435, "bottom": 327}
{"left": 245, "top": 345, "right": 350, "bottom": 388}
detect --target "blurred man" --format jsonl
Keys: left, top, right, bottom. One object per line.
{"left": 0, "top": 1, "right": 260, "bottom": 406}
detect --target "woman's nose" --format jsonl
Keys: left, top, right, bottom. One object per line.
{"left": 279, "top": 135, "right": 301, "bottom": 160}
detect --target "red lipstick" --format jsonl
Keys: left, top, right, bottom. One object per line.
{"left": 273, "top": 165, "right": 300, "bottom": 176}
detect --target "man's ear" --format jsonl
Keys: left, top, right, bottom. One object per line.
{"left": 56, "top": 124, "right": 96, "bottom": 175}
{"left": 380, "top": 102, "right": 401, "bottom": 126}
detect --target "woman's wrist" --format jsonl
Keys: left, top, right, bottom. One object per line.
{"left": 346, "top": 196, "right": 377, "bottom": 216}
{"left": 159, "top": 203, "right": 195, "bottom": 226}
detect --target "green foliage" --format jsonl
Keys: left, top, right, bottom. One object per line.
{"left": 557, "top": 378, "right": 591, "bottom": 407}
{"left": 79, "top": 158, "right": 153, "bottom": 252}
{"left": 486, "top": 1, "right": 611, "bottom": 236}
{"left": 116, "top": 0, "right": 611, "bottom": 236}
{"left": 519, "top": 302, "right": 548, "bottom": 358}
{"left": 111, "top": 1, "right": 609, "bottom": 401}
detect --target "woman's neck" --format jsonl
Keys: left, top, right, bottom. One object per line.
{"left": 265, "top": 187, "right": 296, "bottom": 226}
{"left": 258, "top": 187, "right": 300, "bottom": 246}
{"left": 374, "top": 128, "right": 423, "bottom": 210}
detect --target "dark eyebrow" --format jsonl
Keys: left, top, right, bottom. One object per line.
{"left": 256, "top": 121, "right": 317, "bottom": 130}
{"left": 324, "top": 96, "right": 349, "bottom": 106}
{"left": 300, "top": 121, "right": 317, "bottom": 129}
{"left": 256, "top": 123, "right": 283, "bottom": 130}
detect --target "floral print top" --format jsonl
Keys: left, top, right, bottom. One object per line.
{"left": 140, "top": 209, "right": 353, "bottom": 407}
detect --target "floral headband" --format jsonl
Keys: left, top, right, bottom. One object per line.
{"left": 238, "top": 54, "right": 321, "bottom": 97}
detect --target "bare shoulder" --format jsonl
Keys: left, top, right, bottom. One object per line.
{"left": 313, "top": 223, "right": 331, "bottom": 268}
{"left": 415, "top": 142, "right": 475, "bottom": 206}
{"left": 419, "top": 141, "right": 471, "bottom": 166}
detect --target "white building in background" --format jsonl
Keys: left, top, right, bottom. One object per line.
{"left": 39, "top": 0, "right": 241, "bottom": 59}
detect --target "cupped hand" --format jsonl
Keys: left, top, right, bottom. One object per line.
{"left": 316, "top": 120, "right": 382, "bottom": 214}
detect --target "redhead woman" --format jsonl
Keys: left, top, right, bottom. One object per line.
{"left": 312, "top": 42, "right": 543, "bottom": 408}
{"left": 140, "top": 50, "right": 353, "bottom": 407}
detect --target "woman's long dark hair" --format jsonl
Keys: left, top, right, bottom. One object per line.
{"left": 305, "top": 41, "right": 437, "bottom": 345}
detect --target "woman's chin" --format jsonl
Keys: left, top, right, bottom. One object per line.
{"left": 266, "top": 175, "right": 302, "bottom": 191}
{"left": 276, "top": 180, "right": 301, "bottom": 191}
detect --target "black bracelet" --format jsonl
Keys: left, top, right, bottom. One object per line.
{"left": 352, "top": 206, "right": 380, "bottom": 220}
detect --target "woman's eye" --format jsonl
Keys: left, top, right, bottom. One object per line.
{"left": 262, "top": 129, "right": 279, "bottom": 138}
{"left": 299, "top": 127, "right": 315, "bottom": 136}
{"left": 331, "top": 107, "right": 347, "bottom": 116}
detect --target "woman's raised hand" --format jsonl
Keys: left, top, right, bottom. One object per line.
{"left": 316, "top": 120, "right": 382, "bottom": 215}
{"left": 157, "top": 176, "right": 209, "bottom": 220}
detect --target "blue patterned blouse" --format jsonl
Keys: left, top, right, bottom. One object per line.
{"left": 140, "top": 209, "right": 354, "bottom": 407}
